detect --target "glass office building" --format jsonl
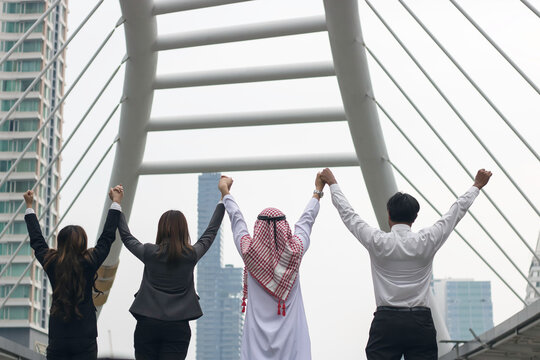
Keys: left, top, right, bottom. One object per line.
{"left": 196, "top": 173, "right": 243, "bottom": 360}
{"left": 433, "top": 278, "right": 493, "bottom": 341}
{"left": 0, "top": 0, "right": 66, "bottom": 351}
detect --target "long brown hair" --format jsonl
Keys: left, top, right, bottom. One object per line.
{"left": 43, "top": 225, "right": 92, "bottom": 321}
{"left": 155, "top": 210, "right": 192, "bottom": 262}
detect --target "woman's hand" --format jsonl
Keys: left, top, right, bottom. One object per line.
{"left": 109, "top": 184, "right": 124, "bottom": 204}
{"left": 23, "top": 190, "right": 34, "bottom": 209}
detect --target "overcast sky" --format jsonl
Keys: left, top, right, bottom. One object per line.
{"left": 56, "top": 0, "right": 539, "bottom": 359}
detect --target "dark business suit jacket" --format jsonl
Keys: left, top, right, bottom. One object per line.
{"left": 25, "top": 208, "right": 120, "bottom": 339}
{"left": 118, "top": 203, "right": 225, "bottom": 321}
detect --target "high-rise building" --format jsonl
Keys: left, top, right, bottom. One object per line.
{"left": 0, "top": 0, "right": 66, "bottom": 351}
{"left": 196, "top": 173, "right": 243, "bottom": 360}
{"left": 432, "top": 278, "right": 493, "bottom": 341}
{"left": 526, "top": 232, "right": 540, "bottom": 305}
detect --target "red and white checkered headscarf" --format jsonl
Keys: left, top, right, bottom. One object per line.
{"left": 240, "top": 207, "right": 304, "bottom": 316}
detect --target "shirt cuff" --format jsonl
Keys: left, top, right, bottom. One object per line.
{"left": 329, "top": 183, "right": 341, "bottom": 192}
{"left": 222, "top": 194, "right": 233, "bottom": 202}
{"left": 110, "top": 202, "right": 122, "bottom": 211}
{"left": 469, "top": 186, "right": 480, "bottom": 194}
{"left": 25, "top": 208, "right": 35, "bottom": 215}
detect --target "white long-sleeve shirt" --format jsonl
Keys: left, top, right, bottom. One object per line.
{"left": 223, "top": 194, "right": 320, "bottom": 360}
{"left": 329, "top": 184, "right": 480, "bottom": 307}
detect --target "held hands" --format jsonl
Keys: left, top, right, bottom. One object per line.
{"left": 218, "top": 176, "right": 233, "bottom": 199}
{"left": 473, "top": 169, "right": 492, "bottom": 190}
{"left": 320, "top": 168, "right": 337, "bottom": 185}
{"left": 108, "top": 184, "right": 124, "bottom": 204}
{"left": 23, "top": 190, "right": 34, "bottom": 209}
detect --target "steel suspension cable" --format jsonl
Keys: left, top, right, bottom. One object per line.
{"left": 0, "top": 139, "right": 118, "bottom": 310}
{"left": 364, "top": 45, "right": 540, "bottom": 265}
{"left": 0, "top": 0, "right": 106, "bottom": 130}
{"left": 0, "top": 60, "right": 125, "bottom": 243}
{"left": 0, "top": 101, "right": 122, "bottom": 278}
{"left": 0, "top": 23, "right": 123, "bottom": 192}
{"left": 0, "top": 0, "right": 62, "bottom": 67}
{"left": 520, "top": 0, "right": 540, "bottom": 18}
{"left": 399, "top": 0, "right": 539, "bottom": 162}
{"left": 373, "top": 96, "right": 540, "bottom": 295}
{"left": 386, "top": 159, "right": 527, "bottom": 305}
{"left": 449, "top": 0, "right": 540, "bottom": 96}
{"left": 364, "top": 0, "right": 540, "bottom": 217}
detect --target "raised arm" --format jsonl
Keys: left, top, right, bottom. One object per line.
{"left": 23, "top": 190, "right": 48, "bottom": 265}
{"left": 219, "top": 176, "right": 249, "bottom": 254}
{"left": 193, "top": 203, "right": 225, "bottom": 261}
{"left": 89, "top": 185, "right": 123, "bottom": 270}
{"left": 421, "top": 169, "right": 491, "bottom": 252}
{"left": 321, "top": 168, "right": 383, "bottom": 249}
{"left": 294, "top": 172, "right": 323, "bottom": 252}
{"left": 117, "top": 212, "right": 145, "bottom": 262}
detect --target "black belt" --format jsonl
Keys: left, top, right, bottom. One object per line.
{"left": 377, "top": 306, "right": 430, "bottom": 312}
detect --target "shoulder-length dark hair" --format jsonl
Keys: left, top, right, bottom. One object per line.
{"left": 43, "top": 225, "right": 92, "bottom": 322}
{"left": 156, "top": 210, "right": 193, "bottom": 262}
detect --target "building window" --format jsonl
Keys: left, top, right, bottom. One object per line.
{"left": 0, "top": 306, "right": 30, "bottom": 320}
{"left": 0, "top": 263, "right": 31, "bottom": 277}
{"left": 0, "top": 285, "right": 31, "bottom": 298}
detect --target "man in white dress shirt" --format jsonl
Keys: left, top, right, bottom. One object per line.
{"left": 320, "top": 168, "right": 492, "bottom": 360}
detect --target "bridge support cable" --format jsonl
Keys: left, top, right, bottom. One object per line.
{"left": 387, "top": 159, "right": 527, "bottom": 305}
{"left": 0, "top": 0, "right": 108, "bottom": 130}
{"left": 139, "top": 153, "right": 359, "bottom": 175}
{"left": 399, "top": 0, "right": 539, "bottom": 162}
{"left": 365, "top": 45, "right": 540, "bottom": 264}
{"left": 365, "top": 0, "right": 540, "bottom": 217}
{"left": 155, "top": 16, "right": 327, "bottom": 51}
{"left": 147, "top": 107, "right": 346, "bottom": 131}
{"left": 0, "top": 0, "right": 62, "bottom": 67}
{"left": 153, "top": 61, "right": 335, "bottom": 89}
{"left": 0, "top": 25, "right": 124, "bottom": 191}
{"left": 0, "top": 139, "right": 118, "bottom": 311}
{"left": 0, "top": 102, "right": 122, "bottom": 278}
{"left": 323, "top": 0, "right": 398, "bottom": 230}
{"left": 449, "top": 0, "right": 540, "bottom": 96}
{"left": 0, "top": 60, "right": 125, "bottom": 244}
{"left": 374, "top": 97, "right": 540, "bottom": 295}
{"left": 520, "top": 0, "right": 540, "bottom": 18}
{"left": 153, "top": 0, "right": 253, "bottom": 15}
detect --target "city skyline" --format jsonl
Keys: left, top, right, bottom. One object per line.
{"left": 18, "top": 1, "right": 538, "bottom": 358}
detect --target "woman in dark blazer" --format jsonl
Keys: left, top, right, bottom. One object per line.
{"left": 23, "top": 185, "right": 123, "bottom": 360}
{"left": 118, "top": 192, "right": 226, "bottom": 359}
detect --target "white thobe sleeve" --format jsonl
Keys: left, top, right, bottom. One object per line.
{"left": 293, "top": 197, "right": 320, "bottom": 253}
{"left": 223, "top": 194, "right": 250, "bottom": 255}
{"left": 329, "top": 184, "right": 384, "bottom": 250}
{"left": 419, "top": 186, "right": 480, "bottom": 253}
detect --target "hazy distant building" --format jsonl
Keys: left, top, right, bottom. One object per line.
{"left": 196, "top": 173, "right": 243, "bottom": 360}
{"left": 0, "top": 0, "right": 67, "bottom": 351}
{"left": 433, "top": 278, "right": 493, "bottom": 341}
{"left": 526, "top": 232, "right": 540, "bottom": 305}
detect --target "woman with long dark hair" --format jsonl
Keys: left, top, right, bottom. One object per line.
{"left": 23, "top": 185, "right": 124, "bottom": 359}
{"left": 117, "top": 188, "right": 226, "bottom": 359}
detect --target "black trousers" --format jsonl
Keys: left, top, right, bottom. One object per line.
{"left": 134, "top": 316, "right": 191, "bottom": 360}
{"left": 47, "top": 337, "right": 97, "bottom": 360}
{"left": 365, "top": 308, "right": 437, "bottom": 360}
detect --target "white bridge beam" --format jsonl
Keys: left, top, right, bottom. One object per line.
{"left": 95, "top": 0, "right": 157, "bottom": 309}
{"left": 147, "top": 107, "right": 346, "bottom": 131}
{"left": 155, "top": 16, "right": 327, "bottom": 51}
{"left": 139, "top": 153, "right": 359, "bottom": 175}
{"left": 153, "top": 61, "right": 335, "bottom": 89}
